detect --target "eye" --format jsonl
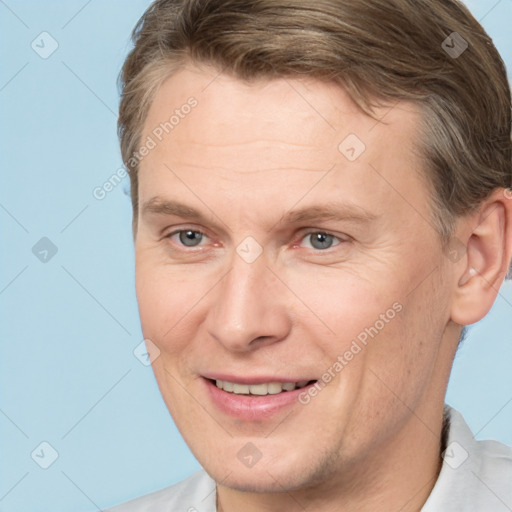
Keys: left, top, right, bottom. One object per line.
{"left": 300, "top": 231, "right": 342, "bottom": 250}
{"left": 167, "top": 229, "right": 207, "bottom": 247}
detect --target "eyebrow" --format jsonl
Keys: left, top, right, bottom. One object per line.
{"left": 281, "top": 203, "right": 376, "bottom": 225}
{"left": 141, "top": 196, "right": 376, "bottom": 227}
{"left": 142, "top": 197, "right": 211, "bottom": 223}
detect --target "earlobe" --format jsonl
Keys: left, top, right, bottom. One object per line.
{"left": 450, "top": 188, "right": 512, "bottom": 326}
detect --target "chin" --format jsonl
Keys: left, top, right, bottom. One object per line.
{"left": 206, "top": 454, "right": 328, "bottom": 494}
{"left": 218, "top": 471, "right": 304, "bottom": 493}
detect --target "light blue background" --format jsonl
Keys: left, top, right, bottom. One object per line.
{"left": 1, "top": 1, "right": 511, "bottom": 510}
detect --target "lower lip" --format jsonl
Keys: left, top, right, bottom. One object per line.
{"left": 203, "top": 378, "right": 316, "bottom": 421}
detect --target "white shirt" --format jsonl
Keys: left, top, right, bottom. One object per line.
{"left": 105, "top": 406, "right": 512, "bottom": 511}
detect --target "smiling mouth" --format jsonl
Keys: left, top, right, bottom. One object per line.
{"left": 211, "top": 379, "right": 317, "bottom": 396}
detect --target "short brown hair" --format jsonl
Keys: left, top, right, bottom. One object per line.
{"left": 118, "top": 0, "right": 511, "bottom": 264}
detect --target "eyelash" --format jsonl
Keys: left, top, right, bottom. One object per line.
{"left": 164, "top": 228, "right": 344, "bottom": 251}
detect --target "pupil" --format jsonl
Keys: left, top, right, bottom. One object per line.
{"left": 312, "top": 233, "right": 332, "bottom": 249}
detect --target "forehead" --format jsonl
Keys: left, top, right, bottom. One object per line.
{"left": 138, "top": 65, "right": 427, "bottom": 224}
{"left": 143, "top": 65, "right": 421, "bottom": 164}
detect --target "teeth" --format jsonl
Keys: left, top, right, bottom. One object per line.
{"left": 214, "top": 380, "right": 311, "bottom": 395}
{"left": 233, "top": 383, "right": 250, "bottom": 394}
{"left": 248, "top": 383, "right": 268, "bottom": 395}
{"left": 222, "top": 380, "right": 234, "bottom": 392}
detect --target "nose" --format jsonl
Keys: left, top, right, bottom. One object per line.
{"left": 205, "top": 252, "right": 292, "bottom": 353}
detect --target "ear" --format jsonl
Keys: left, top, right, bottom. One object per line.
{"left": 450, "top": 188, "right": 512, "bottom": 326}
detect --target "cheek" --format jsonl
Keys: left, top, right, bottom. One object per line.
{"left": 134, "top": 257, "right": 202, "bottom": 354}
{"left": 288, "top": 266, "right": 397, "bottom": 345}
{"left": 292, "top": 262, "right": 441, "bottom": 395}
{"left": 357, "top": 273, "right": 449, "bottom": 413}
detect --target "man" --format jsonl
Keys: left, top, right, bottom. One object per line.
{"left": 107, "top": 0, "right": 512, "bottom": 510}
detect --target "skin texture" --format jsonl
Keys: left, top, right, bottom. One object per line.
{"left": 134, "top": 65, "right": 512, "bottom": 512}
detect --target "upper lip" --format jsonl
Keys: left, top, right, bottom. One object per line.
{"left": 203, "top": 373, "right": 316, "bottom": 385}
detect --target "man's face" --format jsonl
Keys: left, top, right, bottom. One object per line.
{"left": 135, "top": 66, "right": 456, "bottom": 492}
